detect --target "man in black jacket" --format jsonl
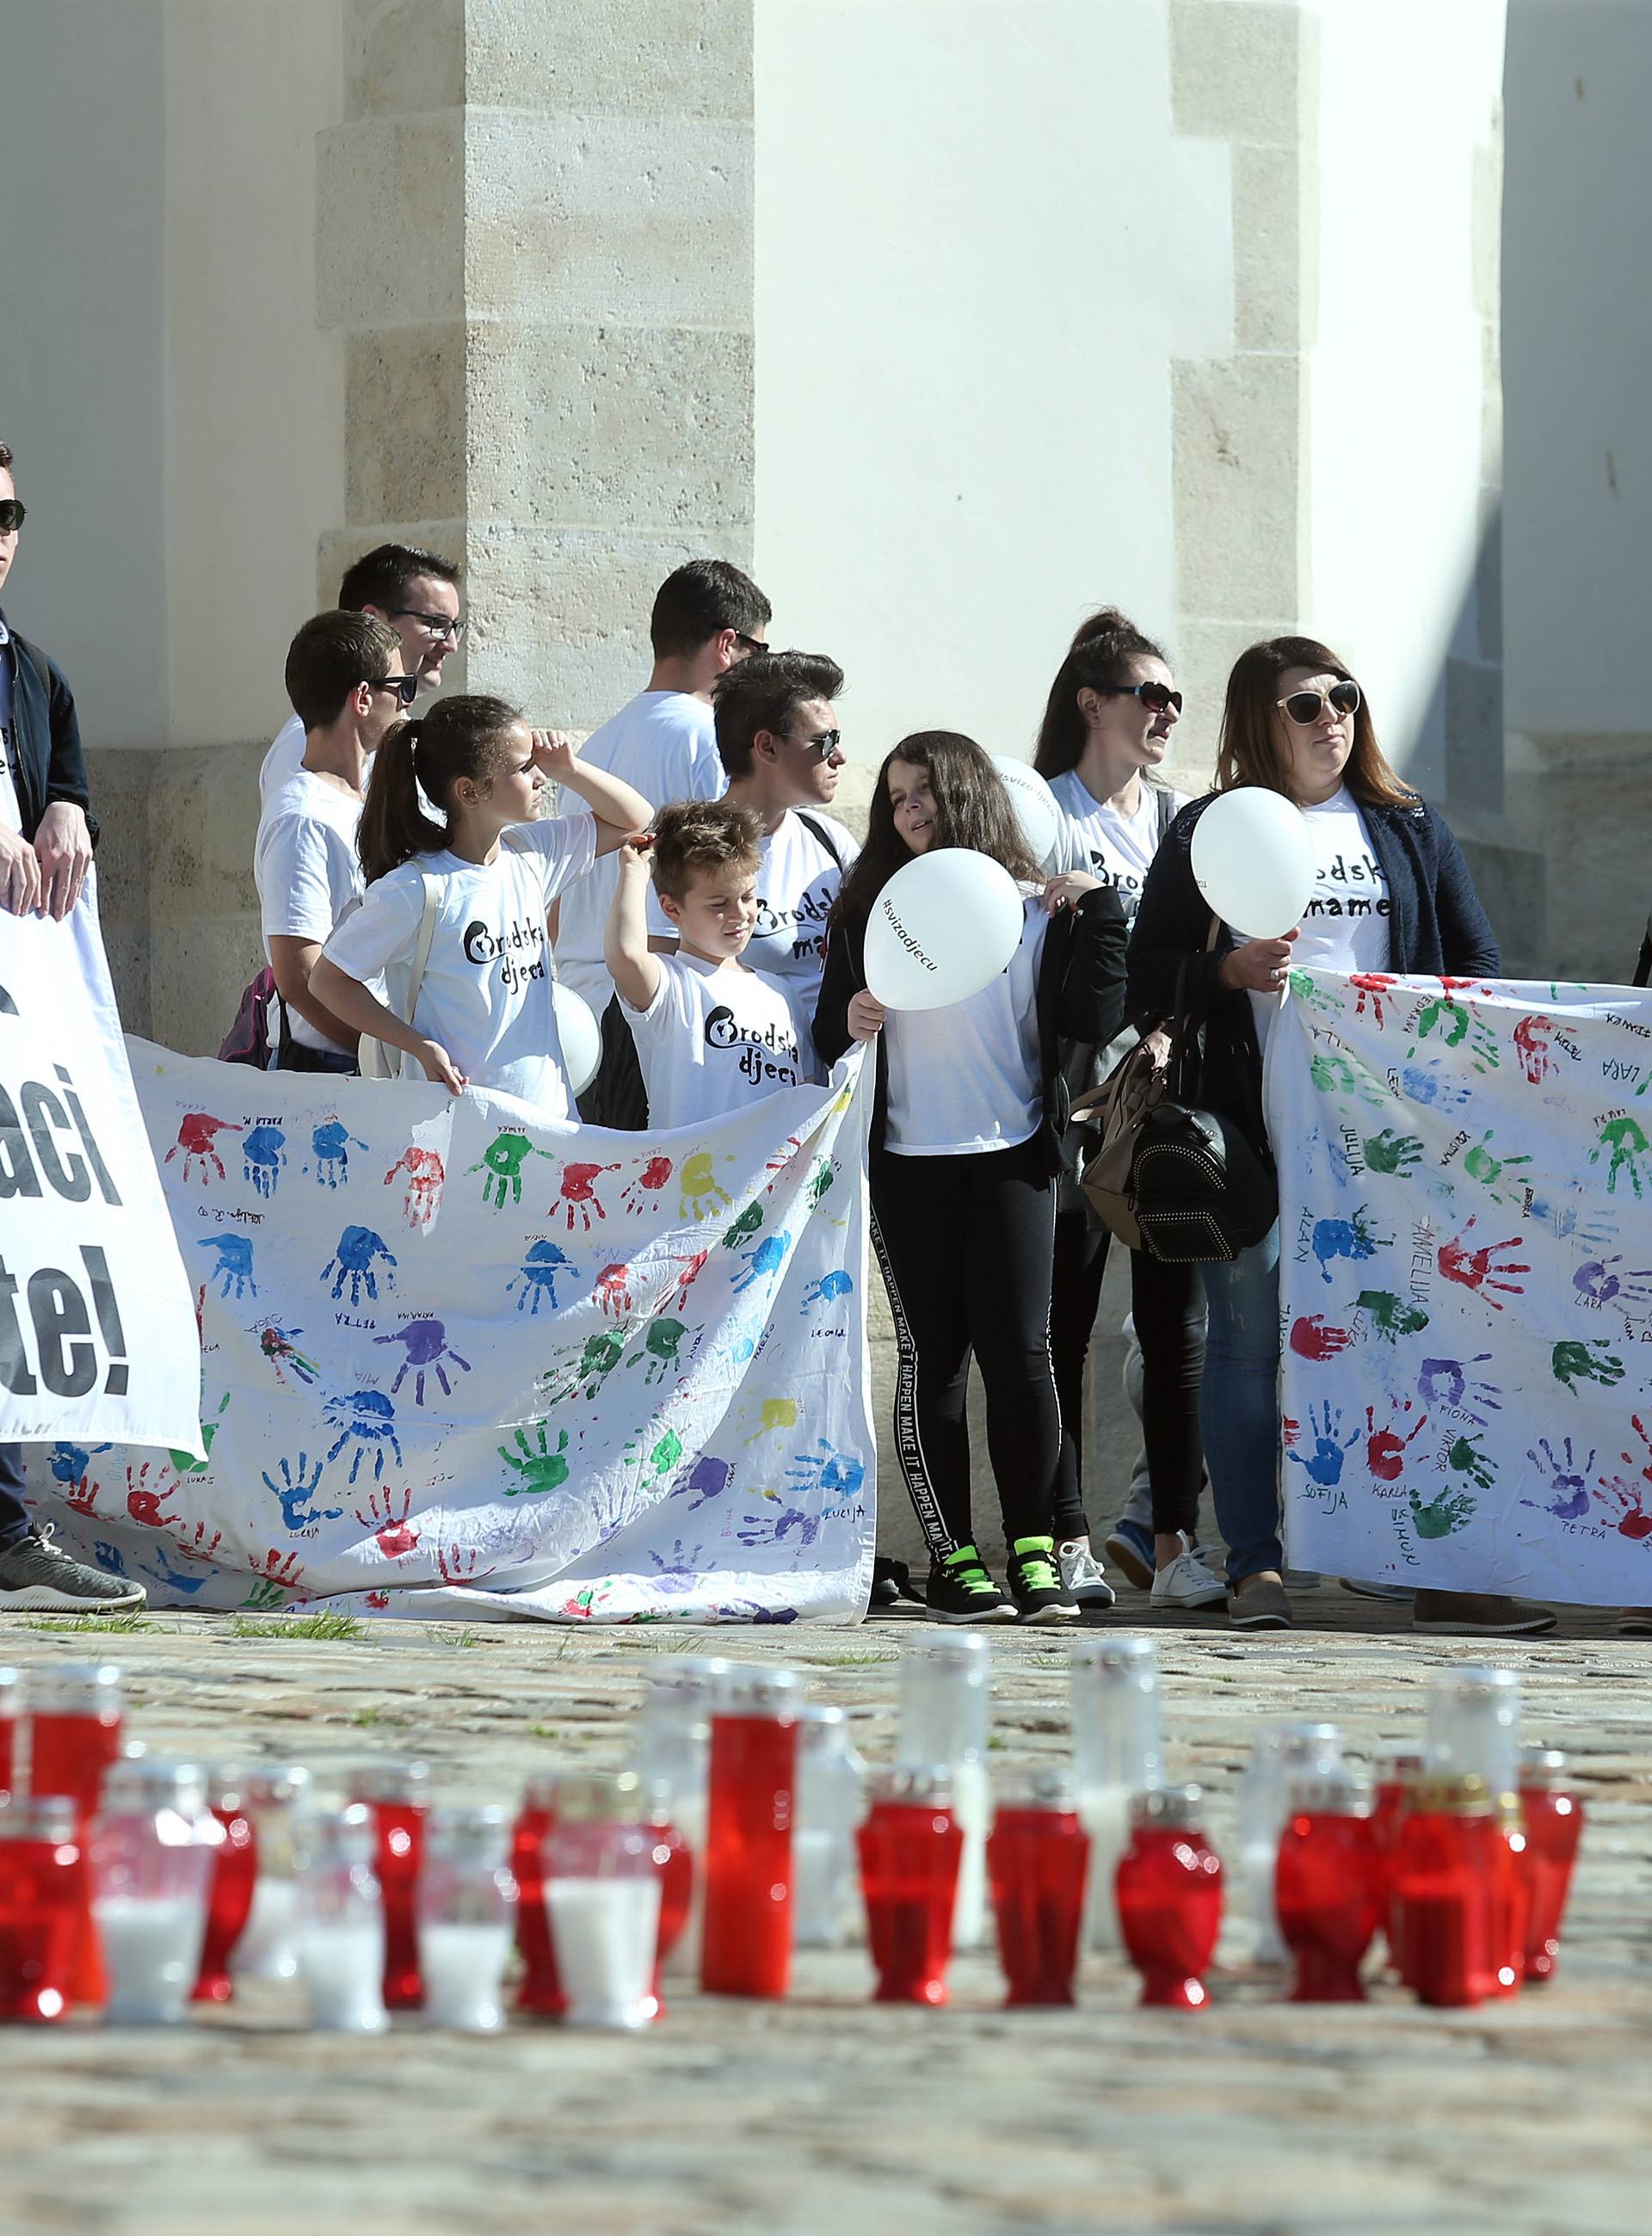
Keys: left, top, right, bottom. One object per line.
{"left": 0, "top": 438, "right": 145, "bottom": 1611}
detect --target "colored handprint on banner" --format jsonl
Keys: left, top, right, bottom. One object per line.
{"left": 1550, "top": 1339, "right": 1624, "bottom": 1395}
{"left": 1285, "top": 1401, "right": 1359, "bottom": 1488}
{"left": 1437, "top": 1221, "right": 1528, "bottom": 1309}
{"left": 1573, "top": 1257, "right": 1652, "bottom": 1315}
{"left": 374, "top": 1318, "right": 472, "bottom": 1405}
{"left": 801, "top": 1271, "right": 854, "bottom": 1315}
{"left": 1311, "top": 1206, "right": 1390, "bottom": 1285}
{"left": 1399, "top": 1062, "right": 1473, "bottom": 1112}
{"left": 169, "top": 1392, "right": 232, "bottom": 1476}
{"left": 621, "top": 1155, "right": 673, "bottom": 1215}
{"left": 1365, "top": 1402, "right": 1427, "bottom": 1481}
{"left": 164, "top": 1112, "right": 243, "bottom": 1184}
{"left": 539, "top": 1331, "right": 626, "bottom": 1405}
{"left": 383, "top": 1145, "right": 445, "bottom": 1229}
{"left": 351, "top": 1485, "right": 420, "bottom": 1555}
{"left": 243, "top": 1549, "right": 306, "bottom": 1610}
{"left": 1408, "top": 1485, "right": 1477, "bottom": 1538}
{"left": 123, "top": 1463, "right": 180, "bottom": 1528}
{"left": 804, "top": 1155, "right": 840, "bottom": 1210}
{"left": 1512, "top": 1015, "right": 1558, "bottom": 1085}
{"left": 508, "top": 1239, "right": 573, "bottom": 1315}
{"left": 1521, "top": 1439, "right": 1595, "bottom": 1521}
{"left": 262, "top": 1453, "right": 343, "bottom": 1531}
{"left": 733, "top": 1234, "right": 789, "bottom": 1295}
{"left": 673, "top": 1456, "right": 733, "bottom": 1512}
{"left": 1529, "top": 1186, "right": 1616, "bottom": 1253}
{"left": 679, "top": 1152, "right": 733, "bottom": 1219}
{"left": 322, "top": 1389, "right": 403, "bottom": 1482}
{"left": 1460, "top": 1130, "right": 1533, "bottom": 1205}
{"left": 721, "top": 1203, "right": 765, "bottom": 1249}
{"left": 1416, "top": 1354, "right": 1502, "bottom": 1424}
{"left": 322, "top": 1225, "right": 398, "bottom": 1304}
{"left": 1446, "top": 1432, "right": 1496, "bottom": 1489}
{"left": 622, "top": 1426, "right": 684, "bottom": 1494}
{"left": 1593, "top": 1478, "right": 1652, "bottom": 1541}
{"left": 199, "top": 1235, "right": 256, "bottom": 1301}
{"left": 593, "top": 1265, "right": 632, "bottom": 1317}
{"left": 554, "top": 1161, "right": 618, "bottom": 1231}
{"left": 1590, "top": 1115, "right": 1649, "bottom": 1198}
{"left": 1289, "top": 970, "right": 1340, "bottom": 1018}
{"left": 744, "top": 1397, "right": 800, "bottom": 1444}
{"left": 258, "top": 1323, "right": 321, "bottom": 1388}
{"left": 664, "top": 1250, "right": 710, "bottom": 1314}
{"left": 1289, "top": 1314, "right": 1353, "bottom": 1361}
{"left": 242, "top": 1124, "right": 287, "bottom": 1198}
{"left": 139, "top": 1542, "right": 215, "bottom": 1597}
{"left": 1355, "top": 1291, "right": 1429, "bottom": 1343}
{"left": 311, "top": 1119, "right": 369, "bottom": 1189}
{"left": 1349, "top": 973, "right": 1399, "bottom": 1026}
{"left": 1363, "top": 1130, "right": 1422, "bottom": 1177}
{"left": 626, "top": 1318, "right": 687, "bottom": 1385}
{"left": 469, "top": 1131, "right": 552, "bottom": 1210}
{"left": 1310, "top": 1051, "right": 1385, "bottom": 1107}
{"left": 1410, "top": 988, "right": 1499, "bottom": 1073}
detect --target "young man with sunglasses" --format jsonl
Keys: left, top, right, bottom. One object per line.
{"left": 255, "top": 611, "right": 410, "bottom": 1071}
{"left": 259, "top": 544, "right": 463, "bottom": 805}
{"left": 553, "top": 557, "right": 773, "bottom": 1123}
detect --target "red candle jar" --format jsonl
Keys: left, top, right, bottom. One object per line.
{"left": 857, "top": 1766, "right": 964, "bottom": 2006}
{"left": 1274, "top": 1771, "right": 1382, "bottom": 2003}
{"left": 1368, "top": 1745, "right": 1424, "bottom": 1978}
{"left": 0, "top": 1797, "right": 82, "bottom": 2023}
{"left": 986, "top": 1769, "right": 1089, "bottom": 2007}
{"left": 345, "top": 1760, "right": 430, "bottom": 2011}
{"left": 1519, "top": 1747, "right": 1584, "bottom": 1986}
{"left": 192, "top": 1769, "right": 259, "bottom": 2003}
{"left": 641, "top": 1781, "right": 693, "bottom": 2021}
{"left": 1489, "top": 1794, "right": 1532, "bottom": 1999}
{"left": 1115, "top": 1784, "right": 1223, "bottom": 2010}
{"left": 0, "top": 1669, "right": 20, "bottom": 1800}
{"left": 700, "top": 1666, "right": 800, "bottom": 1999}
{"left": 1390, "top": 1772, "right": 1497, "bottom": 2007}
{"left": 28, "top": 1662, "right": 123, "bottom": 2008}
{"left": 512, "top": 1775, "right": 564, "bottom": 2017}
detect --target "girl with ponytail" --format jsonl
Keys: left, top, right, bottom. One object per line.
{"left": 311, "top": 696, "right": 650, "bottom": 1110}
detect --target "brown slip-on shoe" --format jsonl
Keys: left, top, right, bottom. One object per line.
{"left": 1412, "top": 1590, "right": 1556, "bottom": 1636}
{"left": 1227, "top": 1575, "right": 1292, "bottom": 1630}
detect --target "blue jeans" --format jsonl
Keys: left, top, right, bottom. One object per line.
{"left": 0, "top": 1444, "right": 32, "bottom": 1552}
{"left": 1198, "top": 1225, "right": 1283, "bottom": 1586}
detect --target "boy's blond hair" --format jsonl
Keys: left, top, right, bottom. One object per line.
{"left": 650, "top": 798, "right": 763, "bottom": 902}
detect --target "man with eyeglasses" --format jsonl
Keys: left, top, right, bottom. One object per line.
{"left": 554, "top": 556, "right": 773, "bottom": 1123}
{"left": 255, "top": 612, "right": 410, "bottom": 1071}
{"left": 259, "top": 543, "right": 463, "bottom": 804}
{"left": 713, "top": 651, "right": 854, "bottom": 1076}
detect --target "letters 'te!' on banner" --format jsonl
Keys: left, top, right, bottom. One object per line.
{"left": 0, "top": 885, "right": 205, "bottom": 1456}
{"left": 1268, "top": 968, "right": 1652, "bottom": 1606}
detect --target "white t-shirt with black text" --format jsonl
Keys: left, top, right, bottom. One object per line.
{"left": 746, "top": 808, "right": 859, "bottom": 1077}
{"left": 323, "top": 813, "right": 599, "bottom": 1117}
{"left": 552, "top": 690, "right": 727, "bottom": 1018}
{"left": 622, "top": 952, "right": 803, "bottom": 1130}
{"left": 1048, "top": 772, "right": 1184, "bottom": 923}
{"left": 1240, "top": 784, "right": 1391, "bottom": 1051}
{"left": 254, "top": 768, "right": 368, "bottom": 1051}
{"left": 260, "top": 712, "right": 307, "bottom": 806}
{"left": 884, "top": 893, "right": 1050, "bottom": 1156}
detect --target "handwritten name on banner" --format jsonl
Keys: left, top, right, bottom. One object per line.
{"left": 1268, "top": 970, "right": 1652, "bottom": 1605}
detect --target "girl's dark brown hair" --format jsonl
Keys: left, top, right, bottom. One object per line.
{"left": 832, "top": 730, "right": 1041, "bottom": 926}
{"left": 1217, "top": 637, "right": 1416, "bottom": 810}
{"left": 1032, "top": 606, "right": 1170, "bottom": 779}
{"left": 358, "top": 694, "right": 522, "bottom": 884}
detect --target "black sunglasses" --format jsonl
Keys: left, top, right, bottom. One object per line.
{"left": 736, "top": 633, "right": 769, "bottom": 657}
{"left": 0, "top": 501, "right": 25, "bottom": 534}
{"left": 792, "top": 728, "right": 841, "bottom": 761}
{"left": 1094, "top": 680, "right": 1183, "bottom": 716}
{"left": 367, "top": 674, "right": 421, "bottom": 708}
{"left": 389, "top": 606, "right": 466, "bottom": 644}
{"left": 1278, "top": 680, "right": 1361, "bottom": 726}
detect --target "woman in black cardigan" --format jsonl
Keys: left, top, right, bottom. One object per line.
{"left": 1129, "top": 635, "right": 1553, "bottom": 1637}
{"left": 816, "top": 731, "right": 1127, "bottom": 1623}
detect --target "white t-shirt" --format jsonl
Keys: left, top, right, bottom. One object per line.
{"left": 885, "top": 894, "right": 1049, "bottom": 1157}
{"left": 1048, "top": 772, "right": 1184, "bottom": 922}
{"left": 1240, "top": 785, "right": 1390, "bottom": 1050}
{"left": 747, "top": 809, "right": 859, "bottom": 1076}
{"left": 622, "top": 952, "right": 804, "bottom": 1130}
{"left": 552, "top": 689, "right": 727, "bottom": 1017}
{"left": 260, "top": 712, "right": 306, "bottom": 805}
{"left": 254, "top": 769, "right": 368, "bottom": 1052}
{"left": 323, "top": 813, "right": 599, "bottom": 1117}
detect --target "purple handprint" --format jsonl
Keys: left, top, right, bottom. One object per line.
{"left": 373, "top": 1316, "right": 472, "bottom": 1406}
{"left": 675, "top": 1456, "right": 733, "bottom": 1512}
{"left": 1417, "top": 1354, "right": 1503, "bottom": 1426}
{"left": 1521, "top": 1438, "right": 1595, "bottom": 1522}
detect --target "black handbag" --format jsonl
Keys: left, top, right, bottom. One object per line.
{"left": 1126, "top": 923, "right": 1278, "bottom": 1264}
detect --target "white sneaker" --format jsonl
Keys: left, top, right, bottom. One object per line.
{"left": 1056, "top": 1539, "right": 1115, "bottom": 1609}
{"left": 1150, "top": 1533, "right": 1228, "bottom": 1611}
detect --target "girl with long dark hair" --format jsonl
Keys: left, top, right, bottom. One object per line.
{"left": 815, "top": 732, "right": 1128, "bottom": 1622}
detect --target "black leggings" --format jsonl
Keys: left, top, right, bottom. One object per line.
{"left": 871, "top": 1138, "right": 1061, "bottom": 1559}
{"left": 1049, "top": 1210, "right": 1205, "bottom": 1543}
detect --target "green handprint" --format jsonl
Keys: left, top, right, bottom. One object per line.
{"left": 804, "top": 1155, "right": 839, "bottom": 1210}
{"left": 1411, "top": 995, "right": 1500, "bottom": 1073}
{"left": 624, "top": 1426, "right": 683, "bottom": 1490}
{"left": 499, "top": 1422, "right": 570, "bottom": 1495}
{"left": 1355, "top": 1290, "right": 1430, "bottom": 1342}
{"left": 1462, "top": 1130, "right": 1533, "bottom": 1204}
{"left": 720, "top": 1202, "right": 765, "bottom": 1249}
{"left": 1591, "top": 1115, "right": 1649, "bottom": 1198}
{"left": 468, "top": 1131, "right": 552, "bottom": 1210}
{"left": 1289, "top": 970, "right": 1340, "bottom": 1016}
{"left": 1310, "top": 1050, "right": 1384, "bottom": 1105}
{"left": 1409, "top": 1485, "right": 1477, "bottom": 1538}
{"left": 1551, "top": 1339, "right": 1626, "bottom": 1395}
{"left": 628, "top": 1318, "right": 687, "bottom": 1385}
{"left": 1364, "top": 1129, "right": 1423, "bottom": 1177}
{"left": 1446, "top": 1432, "right": 1496, "bottom": 1489}
{"left": 539, "top": 1330, "right": 626, "bottom": 1405}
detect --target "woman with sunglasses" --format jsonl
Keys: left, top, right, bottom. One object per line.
{"left": 1129, "top": 635, "right": 1554, "bottom": 1636}
{"left": 1032, "top": 610, "right": 1222, "bottom": 1615}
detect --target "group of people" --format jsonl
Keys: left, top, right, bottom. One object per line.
{"left": 0, "top": 435, "right": 1568, "bottom": 1633}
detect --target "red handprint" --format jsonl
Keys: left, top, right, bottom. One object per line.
{"left": 163, "top": 1112, "right": 243, "bottom": 1185}
{"left": 364, "top": 1590, "right": 391, "bottom": 1611}
{"left": 1282, "top": 1417, "right": 1302, "bottom": 1449}
{"left": 667, "top": 1249, "right": 709, "bottom": 1312}
{"left": 1512, "top": 1015, "right": 1556, "bottom": 1086}
{"left": 555, "top": 1161, "right": 619, "bottom": 1232}
{"left": 64, "top": 1475, "right": 101, "bottom": 1518}
{"left": 1618, "top": 1414, "right": 1652, "bottom": 1486}
{"left": 594, "top": 1263, "right": 633, "bottom": 1317}
{"left": 173, "top": 1522, "right": 223, "bottom": 1565}
{"left": 125, "top": 1463, "right": 181, "bottom": 1529}
{"left": 437, "top": 1543, "right": 496, "bottom": 1586}
{"left": 1365, "top": 1401, "right": 1428, "bottom": 1481}
{"left": 383, "top": 1145, "right": 446, "bottom": 1230}
{"left": 1289, "top": 1314, "right": 1354, "bottom": 1362}
{"left": 1595, "top": 1478, "right": 1652, "bottom": 1541}
{"left": 1438, "top": 1220, "right": 1530, "bottom": 1310}
{"left": 620, "top": 1155, "right": 674, "bottom": 1216}
{"left": 251, "top": 1549, "right": 305, "bottom": 1589}
{"left": 354, "top": 1485, "right": 420, "bottom": 1558}
{"left": 1349, "top": 973, "right": 1399, "bottom": 1026}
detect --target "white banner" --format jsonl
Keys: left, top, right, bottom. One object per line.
{"left": 1268, "top": 969, "right": 1652, "bottom": 1604}
{"left": 0, "top": 886, "right": 204, "bottom": 1454}
{"left": 24, "top": 1048, "right": 875, "bottom": 1623}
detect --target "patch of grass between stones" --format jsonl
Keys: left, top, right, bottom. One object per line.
{"left": 22, "top": 1612, "right": 157, "bottom": 1635}
{"left": 230, "top": 1611, "right": 366, "bottom": 1643}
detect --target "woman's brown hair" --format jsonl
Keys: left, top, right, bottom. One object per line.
{"left": 1217, "top": 636, "right": 1416, "bottom": 810}
{"left": 832, "top": 731, "right": 1041, "bottom": 926}
{"left": 358, "top": 694, "right": 522, "bottom": 884}
{"left": 1032, "top": 607, "right": 1169, "bottom": 779}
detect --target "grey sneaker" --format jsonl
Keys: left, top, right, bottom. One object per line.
{"left": 1412, "top": 1590, "right": 1555, "bottom": 1636}
{"left": 1227, "top": 1574, "right": 1293, "bottom": 1630}
{"left": 0, "top": 1526, "right": 147, "bottom": 1612}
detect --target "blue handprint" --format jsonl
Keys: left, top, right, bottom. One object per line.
{"left": 312, "top": 1118, "right": 369, "bottom": 1188}
{"left": 1530, "top": 1188, "right": 1616, "bottom": 1253}
{"left": 92, "top": 1541, "right": 127, "bottom": 1576}
{"left": 800, "top": 1270, "right": 854, "bottom": 1314}
{"left": 1521, "top": 1438, "right": 1595, "bottom": 1522}
{"left": 322, "top": 1391, "right": 403, "bottom": 1483}
{"left": 321, "top": 1225, "right": 398, "bottom": 1304}
{"left": 1400, "top": 1062, "right": 1473, "bottom": 1112}
{"left": 732, "top": 1233, "right": 790, "bottom": 1296}
{"left": 50, "top": 1440, "right": 111, "bottom": 1486}
{"left": 785, "top": 1439, "right": 866, "bottom": 1503}
{"left": 139, "top": 1543, "right": 213, "bottom": 1597}
{"left": 199, "top": 1234, "right": 257, "bottom": 1301}
{"left": 242, "top": 1124, "right": 287, "bottom": 1198}
{"left": 1286, "top": 1401, "right": 1359, "bottom": 1488}
{"left": 507, "top": 1239, "right": 572, "bottom": 1315}
{"left": 261, "top": 1452, "right": 344, "bottom": 1531}
{"left": 1310, "top": 1206, "right": 1389, "bottom": 1285}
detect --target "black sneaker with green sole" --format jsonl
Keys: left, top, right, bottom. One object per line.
{"left": 924, "top": 1543, "right": 1014, "bottom": 1623}
{"left": 1005, "top": 1536, "right": 1080, "bottom": 1623}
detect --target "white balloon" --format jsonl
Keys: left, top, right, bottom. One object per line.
{"left": 552, "top": 982, "right": 601, "bottom": 1095}
{"left": 1189, "top": 789, "right": 1316, "bottom": 939}
{"left": 991, "top": 755, "right": 1063, "bottom": 870}
{"left": 864, "top": 849, "right": 1026, "bottom": 1012}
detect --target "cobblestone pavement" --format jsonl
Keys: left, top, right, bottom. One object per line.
{"left": 3, "top": 1588, "right": 1648, "bottom": 2236}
